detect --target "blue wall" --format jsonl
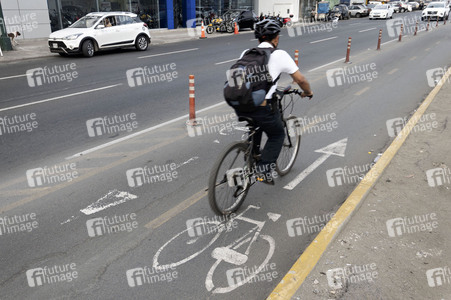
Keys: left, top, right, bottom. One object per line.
{"left": 183, "top": 0, "right": 196, "bottom": 28}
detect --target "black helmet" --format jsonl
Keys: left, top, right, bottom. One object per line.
{"left": 254, "top": 19, "right": 281, "bottom": 39}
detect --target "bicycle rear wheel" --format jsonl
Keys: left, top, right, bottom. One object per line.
{"left": 276, "top": 116, "right": 301, "bottom": 176}
{"left": 208, "top": 141, "right": 252, "bottom": 216}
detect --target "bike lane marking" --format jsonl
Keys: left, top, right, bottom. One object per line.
{"left": 138, "top": 48, "right": 199, "bottom": 59}
{"left": 215, "top": 58, "right": 240, "bottom": 65}
{"left": 0, "top": 134, "right": 186, "bottom": 214}
{"left": 354, "top": 86, "right": 370, "bottom": 96}
{"left": 284, "top": 138, "right": 348, "bottom": 190}
{"left": 0, "top": 74, "right": 27, "bottom": 81}
{"left": 358, "top": 27, "right": 376, "bottom": 33}
{"left": 267, "top": 66, "right": 451, "bottom": 300}
{"left": 65, "top": 102, "right": 225, "bottom": 159}
{"left": 0, "top": 84, "right": 122, "bottom": 112}
{"left": 308, "top": 57, "right": 346, "bottom": 72}
{"left": 145, "top": 189, "right": 207, "bottom": 229}
{"left": 309, "top": 36, "right": 337, "bottom": 44}
{"left": 388, "top": 68, "right": 399, "bottom": 75}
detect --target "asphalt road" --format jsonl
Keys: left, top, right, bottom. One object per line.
{"left": 0, "top": 11, "right": 450, "bottom": 299}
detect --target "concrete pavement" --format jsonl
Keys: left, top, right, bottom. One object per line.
{"left": 269, "top": 68, "right": 451, "bottom": 299}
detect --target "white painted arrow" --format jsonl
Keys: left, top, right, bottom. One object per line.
{"left": 284, "top": 138, "right": 348, "bottom": 190}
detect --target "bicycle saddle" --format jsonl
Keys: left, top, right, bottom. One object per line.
{"left": 238, "top": 116, "right": 256, "bottom": 127}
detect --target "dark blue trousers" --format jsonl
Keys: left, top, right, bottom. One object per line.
{"left": 237, "top": 105, "right": 285, "bottom": 173}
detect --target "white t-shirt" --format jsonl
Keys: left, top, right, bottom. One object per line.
{"left": 240, "top": 42, "right": 299, "bottom": 99}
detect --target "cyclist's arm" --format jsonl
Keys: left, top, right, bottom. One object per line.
{"left": 290, "top": 70, "right": 313, "bottom": 98}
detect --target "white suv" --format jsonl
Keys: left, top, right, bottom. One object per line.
{"left": 48, "top": 12, "right": 151, "bottom": 57}
{"left": 422, "top": 2, "right": 450, "bottom": 21}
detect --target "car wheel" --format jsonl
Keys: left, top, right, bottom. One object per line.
{"left": 135, "top": 35, "right": 148, "bottom": 51}
{"left": 226, "top": 24, "right": 234, "bottom": 33}
{"left": 356, "top": 13, "right": 361, "bottom": 18}
{"left": 82, "top": 40, "right": 94, "bottom": 57}
{"left": 206, "top": 26, "right": 214, "bottom": 34}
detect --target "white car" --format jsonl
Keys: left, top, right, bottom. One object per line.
{"left": 369, "top": 4, "right": 394, "bottom": 19}
{"left": 421, "top": 2, "right": 450, "bottom": 21}
{"left": 48, "top": 12, "right": 151, "bottom": 57}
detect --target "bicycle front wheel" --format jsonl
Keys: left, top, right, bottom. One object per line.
{"left": 276, "top": 116, "right": 301, "bottom": 176}
{"left": 208, "top": 141, "right": 252, "bottom": 216}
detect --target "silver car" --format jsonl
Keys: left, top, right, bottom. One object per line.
{"left": 348, "top": 5, "right": 369, "bottom": 17}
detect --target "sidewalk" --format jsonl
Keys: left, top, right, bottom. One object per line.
{"left": 0, "top": 27, "right": 246, "bottom": 63}
{"left": 284, "top": 76, "right": 451, "bottom": 298}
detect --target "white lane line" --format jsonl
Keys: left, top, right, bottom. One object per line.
{"left": 0, "top": 84, "right": 122, "bottom": 113}
{"left": 138, "top": 48, "right": 199, "bottom": 59}
{"left": 308, "top": 57, "right": 346, "bottom": 72}
{"left": 80, "top": 190, "right": 138, "bottom": 215}
{"left": 66, "top": 101, "right": 226, "bottom": 159}
{"left": 0, "top": 74, "right": 27, "bottom": 81}
{"left": 381, "top": 39, "right": 397, "bottom": 46}
{"left": 215, "top": 58, "right": 240, "bottom": 65}
{"left": 359, "top": 27, "right": 376, "bottom": 33}
{"left": 309, "top": 36, "right": 337, "bottom": 44}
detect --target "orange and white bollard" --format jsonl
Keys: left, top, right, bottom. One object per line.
{"left": 234, "top": 22, "right": 239, "bottom": 34}
{"left": 398, "top": 24, "right": 403, "bottom": 42}
{"left": 344, "top": 37, "right": 352, "bottom": 63}
{"left": 436, "top": 18, "right": 439, "bottom": 27}
{"left": 189, "top": 75, "right": 196, "bottom": 125}
{"left": 427, "top": 19, "right": 430, "bottom": 31}
{"left": 377, "top": 29, "right": 382, "bottom": 50}
{"left": 414, "top": 21, "right": 418, "bottom": 36}
{"left": 294, "top": 50, "right": 299, "bottom": 66}
{"left": 200, "top": 20, "right": 207, "bottom": 39}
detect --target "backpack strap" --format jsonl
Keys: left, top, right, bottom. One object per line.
{"left": 259, "top": 48, "right": 280, "bottom": 85}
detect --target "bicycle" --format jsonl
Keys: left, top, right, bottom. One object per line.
{"left": 208, "top": 86, "right": 306, "bottom": 216}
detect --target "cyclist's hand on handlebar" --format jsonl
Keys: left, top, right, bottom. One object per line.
{"left": 301, "top": 91, "right": 313, "bottom": 99}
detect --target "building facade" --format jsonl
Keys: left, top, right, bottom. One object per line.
{"left": 1, "top": 0, "right": 306, "bottom": 39}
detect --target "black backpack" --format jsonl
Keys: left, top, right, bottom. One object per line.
{"left": 223, "top": 48, "right": 279, "bottom": 113}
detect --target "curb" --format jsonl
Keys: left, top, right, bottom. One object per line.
{"left": 267, "top": 66, "right": 451, "bottom": 300}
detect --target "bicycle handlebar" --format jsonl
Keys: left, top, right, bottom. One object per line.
{"left": 276, "top": 85, "right": 313, "bottom": 99}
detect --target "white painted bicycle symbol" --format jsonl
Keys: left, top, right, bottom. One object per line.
{"left": 153, "top": 205, "right": 281, "bottom": 293}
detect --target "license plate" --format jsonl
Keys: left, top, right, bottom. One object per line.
{"left": 53, "top": 43, "right": 58, "bottom": 48}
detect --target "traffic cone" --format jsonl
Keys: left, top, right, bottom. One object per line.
{"left": 234, "top": 22, "right": 239, "bottom": 34}
{"left": 200, "top": 20, "right": 207, "bottom": 39}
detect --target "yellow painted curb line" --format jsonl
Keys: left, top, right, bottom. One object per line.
{"left": 267, "top": 66, "right": 451, "bottom": 300}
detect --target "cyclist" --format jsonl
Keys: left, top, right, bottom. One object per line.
{"left": 235, "top": 19, "right": 313, "bottom": 185}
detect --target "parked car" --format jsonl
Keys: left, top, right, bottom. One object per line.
{"left": 330, "top": 4, "right": 351, "bottom": 19}
{"left": 398, "top": 0, "right": 410, "bottom": 11}
{"left": 391, "top": 2, "right": 402, "bottom": 13}
{"left": 408, "top": 1, "right": 421, "bottom": 9}
{"left": 366, "top": 3, "right": 377, "bottom": 13}
{"left": 222, "top": 10, "right": 258, "bottom": 30}
{"left": 369, "top": 4, "right": 394, "bottom": 19}
{"left": 48, "top": 12, "right": 151, "bottom": 57}
{"left": 421, "top": 1, "right": 450, "bottom": 20}
{"left": 348, "top": 5, "right": 370, "bottom": 17}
